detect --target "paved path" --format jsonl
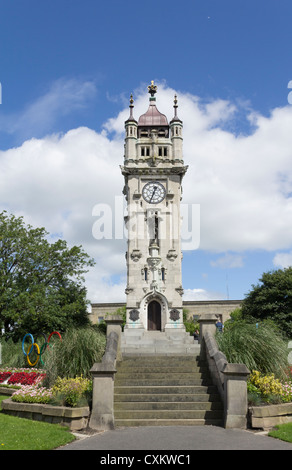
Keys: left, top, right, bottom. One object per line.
{"left": 59, "top": 425, "right": 292, "bottom": 451}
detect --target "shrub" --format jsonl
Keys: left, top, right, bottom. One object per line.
{"left": 249, "top": 370, "right": 283, "bottom": 396}
{"left": 216, "top": 321, "right": 289, "bottom": 380}
{"left": 11, "top": 386, "right": 53, "bottom": 404}
{"left": 51, "top": 376, "right": 91, "bottom": 407}
{"left": 248, "top": 370, "right": 292, "bottom": 405}
{"left": 0, "top": 338, "right": 27, "bottom": 368}
{"left": 43, "top": 326, "right": 106, "bottom": 387}
{"left": 7, "top": 371, "right": 46, "bottom": 386}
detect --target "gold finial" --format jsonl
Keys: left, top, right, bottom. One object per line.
{"left": 130, "top": 93, "right": 134, "bottom": 105}
{"left": 148, "top": 80, "right": 157, "bottom": 97}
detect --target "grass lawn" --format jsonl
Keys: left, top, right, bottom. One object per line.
{"left": 268, "top": 422, "right": 292, "bottom": 443}
{"left": 0, "top": 395, "right": 76, "bottom": 450}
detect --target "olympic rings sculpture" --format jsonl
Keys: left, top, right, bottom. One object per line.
{"left": 22, "top": 331, "right": 62, "bottom": 367}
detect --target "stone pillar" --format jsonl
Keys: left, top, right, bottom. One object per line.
{"left": 89, "top": 363, "right": 117, "bottom": 431}
{"left": 89, "top": 314, "right": 123, "bottom": 431}
{"left": 197, "top": 314, "right": 217, "bottom": 359}
{"left": 222, "top": 363, "right": 250, "bottom": 429}
{"left": 104, "top": 314, "right": 124, "bottom": 362}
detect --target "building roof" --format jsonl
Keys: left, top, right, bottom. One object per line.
{"left": 138, "top": 100, "right": 168, "bottom": 127}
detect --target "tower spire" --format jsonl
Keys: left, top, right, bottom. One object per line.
{"left": 126, "top": 93, "right": 137, "bottom": 123}
{"left": 173, "top": 94, "right": 178, "bottom": 119}
{"left": 171, "top": 93, "right": 182, "bottom": 123}
{"left": 129, "top": 93, "right": 134, "bottom": 119}
{"left": 148, "top": 80, "right": 157, "bottom": 100}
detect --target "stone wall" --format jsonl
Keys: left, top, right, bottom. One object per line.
{"left": 90, "top": 300, "right": 242, "bottom": 325}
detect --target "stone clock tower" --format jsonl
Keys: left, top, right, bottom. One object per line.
{"left": 121, "top": 82, "right": 189, "bottom": 343}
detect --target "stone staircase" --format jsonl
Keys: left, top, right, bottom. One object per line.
{"left": 114, "top": 355, "right": 224, "bottom": 427}
{"left": 121, "top": 330, "right": 200, "bottom": 356}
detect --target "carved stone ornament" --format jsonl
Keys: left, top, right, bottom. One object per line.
{"left": 129, "top": 309, "right": 140, "bottom": 322}
{"left": 131, "top": 249, "right": 142, "bottom": 262}
{"left": 167, "top": 249, "right": 178, "bottom": 261}
{"left": 169, "top": 309, "right": 180, "bottom": 321}
{"left": 175, "top": 286, "right": 184, "bottom": 296}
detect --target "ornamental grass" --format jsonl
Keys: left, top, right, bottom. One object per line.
{"left": 43, "top": 326, "right": 106, "bottom": 387}
{"left": 216, "top": 321, "right": 290, "bottom": 380}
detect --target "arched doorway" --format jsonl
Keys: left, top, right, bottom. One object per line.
{"left": 148, "top": 300, "right": 161, "bottom": 331}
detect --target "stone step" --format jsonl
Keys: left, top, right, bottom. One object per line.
{"left": 116, "top": 367, "right": 209, "bottom": 375}
{"left": 121, "top": 331, "right": 200, "bottom": 356}
{"left": 119, "top": 354, "right": 201, "bottom": 363}
{"left": 114, "top": 393, "right": 222, "bottom": 403}
{"left": 113, "top": 354, "right": 223, "bottom": 427}
{"left": 115, "top": 371, "right": 210, "bottom": 380}
{"left": 115, "top": 377, "right": 213, "bottom": 386}
{"left": 114, "top": 418, "right": 223, "bottom": 427}
{"left": 114, "top": 385, "right": 219, "bottom": 395}
{"left": 121, "top": 346, "right": 200, "bottom": 355}
{"left": 114, "top": 409, "right": 223, "bottom": 420}
{"left": 114, "top": 401, "right": 223, "bottom": 411}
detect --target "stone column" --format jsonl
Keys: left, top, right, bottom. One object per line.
{"left": 197, "top": 314, "right": 217, "bottom": 359}
{"left": 89, "top": 362, "right": 117, "bottom": 431}
{"left": 222, "top": 363, "right": 250, "bottom": 429}
{"left": 104, "top": 314, "right": 124, "bottom": 362}
{"left": 89, "top": 314, "right": 123, "bottom": 431}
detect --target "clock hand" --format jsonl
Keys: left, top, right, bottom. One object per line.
{"left": 150, "top": 186, "right": 157, "bottom": 202}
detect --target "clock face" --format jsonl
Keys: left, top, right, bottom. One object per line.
{"left": 142, "top": 181, "right": 166, "bottom": 204}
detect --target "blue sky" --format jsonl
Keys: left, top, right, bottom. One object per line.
{"left": 1, "top": 0, "right": 292, "bottom": 303}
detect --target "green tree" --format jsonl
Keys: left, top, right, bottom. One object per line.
{"left": 241, "top": 268, "right": 292, "bottom": 338}
{"left": 0, "top": 211, "right": 95, "bottom": 341}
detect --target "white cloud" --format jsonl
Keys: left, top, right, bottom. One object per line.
{"left": 210, "top": 253, "right": 244, "bottom": 269}
{"left": 273, "top": 251, "right": 292, "bottom": 269}
{"left": 183, "top": 288, "right": 225, "bottom": 301}
{"left": 1, "top": 81, "right": 292, "bottom": 302}
{"left": 0, "top": 78, "right": 97, "bottom": 141}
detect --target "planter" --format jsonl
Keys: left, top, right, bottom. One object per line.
{"left": 248, "top": 402, "right": 292, "bottom": 429}
{"left": 0, "top": 386, "right": 17, "bottom": 396}
{"left": 1, "top": 398, "right": 90, "bottom": 431}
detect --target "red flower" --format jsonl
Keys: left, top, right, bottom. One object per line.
{"left": 7, "top": 371, "right": 46, "bottom": 386}
{"left": 0, "top": 372, "right": 12, "bottom": 383}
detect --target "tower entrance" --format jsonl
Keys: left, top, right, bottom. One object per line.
{"left": 148, "top": 300, "right": 161, "bottom": 331}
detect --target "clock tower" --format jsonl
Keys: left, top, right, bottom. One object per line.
{"left": 121, "top": 82, "right": 188, "bottom": 339}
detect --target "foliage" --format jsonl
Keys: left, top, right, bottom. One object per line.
{"left": 43, "top": 326, "right": 106, "bottom": 386}
{"left": 183, "top": 309, "right": 199, "bottom": 335}
{"left": 104, "top": 306, "right": 126, "bottom": 331}
{"left": 222, "top": 307, "right": 243, "bottom": 330}
{"left": 0, "top": 338, "right": 27, "bottom": 368}
{"left": 216, "top": 321, "right": 289, "bottom": 379}
{"left": 51, "top": 376, "right": 91, "bottom": 407}
{"left": 11, "top": 386, "right": 53, "bottom": 404}
{"left": 6, "top": 371, "right": 46, "bottom": 386}
{"left": 0, "top": 211, "right": 95, "bottom": 341}
{"left": 0, "top": 368, "right": 46, "bottom": 386}
{"left": 241, "top": 267, "right": 292, "bottom": 337}
{"left": 248, "top": 370, "right": 292, "bottom": 405}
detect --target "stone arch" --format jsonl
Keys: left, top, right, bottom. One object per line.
{"left": 140, "top": 292, "right": 168, "bottom": 331}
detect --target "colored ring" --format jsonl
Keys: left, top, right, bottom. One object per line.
{"left": 22, "top": 333, "right": 34, "bottom": 356}
{"left": 26, "top": 343, "right": 40, "bottom": 367}
{"left": 47, "top": 331, "right": 62, "bottom": 345}
{"left": 39, "top": 342, "right": 48, "bottom": 365}
{"left": 35, "top": 332, "right": 47, "bottom": 345}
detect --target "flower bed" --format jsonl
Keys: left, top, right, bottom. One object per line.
{"left": 248, "top": 370, "right": 292, "bottom": 405}
{"left": 11, "top": 385, "right": 53, "bottom": 404}
{"left": 0, "top": 368, "right": 46, "bottom": 388}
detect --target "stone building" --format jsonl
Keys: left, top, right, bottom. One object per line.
{"left": 90, "top": 82, "right": 242, "bottom": 331}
